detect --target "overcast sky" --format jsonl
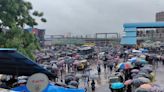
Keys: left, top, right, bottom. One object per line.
{"left": 28, "top": 0, "right": 164, "bottom": 36}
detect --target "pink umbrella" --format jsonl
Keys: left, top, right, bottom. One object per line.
{"left": 73, "top": 60, "right": 80, "bottom": 65}
{"left": 57, "top": 60, "right": 65, "bottom": 66}
{"left": 124, "top": 79, "right": 132, "bottom": 85}
{"left": 75, "top": 55, "right": 80, "bottom": 59}
{"left": 115, "top": 57, "right": 120, "bottom": 62}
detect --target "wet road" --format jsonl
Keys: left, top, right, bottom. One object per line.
{"left": 85, "top": 60, "right": 164, "bottom": 92}
{"left": 60, "top": 59, "right": 164, "bottom": 92}
{"left": 155, "top": 63, "right": 164, "bottom": 87}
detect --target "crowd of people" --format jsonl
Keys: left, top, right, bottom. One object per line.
{"left": 97, "top": 47, "right": 164, "bottom": 92}
{"left": 0, "top": 45, "right": 163, "bottom": 92}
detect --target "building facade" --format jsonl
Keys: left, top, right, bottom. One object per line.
{"left": 156, "top": 11, "right": 164, "bottom": 21}
{"left": 25, "top": 28, "right": 45, "bottom": 41}
{"left": 25, "top": 28, "right": 45, "bottom": 47}
{"left": 121, "top": 22, "right": 164, "bottom": 45}
{"left": 156, "top": 12, "right": 164, "bottom": 41}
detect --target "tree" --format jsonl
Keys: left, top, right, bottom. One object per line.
{"left": 0, "top": 0, "right": 46, "bottom": 60}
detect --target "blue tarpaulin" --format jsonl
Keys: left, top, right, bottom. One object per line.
{"left": 0, "top": 48, "right": 56, "bottom": 78}
{"left": 12, "top": 84, "right": 85, "bottom": 92}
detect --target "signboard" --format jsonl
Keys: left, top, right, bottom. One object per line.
{"left": 26, "top": 73, "right": 49, "bottom": 92}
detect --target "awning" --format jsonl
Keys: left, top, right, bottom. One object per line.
{"left": 0, "top": 48, "right": 56, "bottom": 78}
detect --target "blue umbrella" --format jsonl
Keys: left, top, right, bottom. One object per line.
{"left": 140, "top": 59, "right": 148, "bottom": 64}
{"left": 129, "top": 57, "right": 137, "bottom": 63}
{"left": 111, "top": 82, "right": 124, "bottom": 89}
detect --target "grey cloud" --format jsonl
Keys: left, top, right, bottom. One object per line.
{"left": 27, "top": 0, "right": 164, "bottom": 36}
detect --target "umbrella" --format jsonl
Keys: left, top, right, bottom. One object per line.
{"left": 129, "top": 57, "right": 137, "bottom": 63}
{"left": 56, "top": 60, "right": 65, "bottom": 66}
{"left": 124, "top": 62, "right": 133, "bottom": 69}
{"left": 52, "top": 64, "right": 58, "bottom": 69}
{"left": 138, "top": 72, "right": 150, "bottom": 78}
{"left": 140, "top": 69, "right": 149, "bottom": 74}
{"left": 65, "top": 76, "right": 74, "bottom": 85}
{"left": 64, "top": 57, "right": 74, "bottom": 64}
{"left": 140, "top": 59, "right": 148, "bottom": 64}
{"left": 135, "top": 87, "right": 149, "bottom": 92}
{"left": 128, "top": 54, "right": 134, "bottom": 58}
{"left": 117, "top": 62, "right": 133, "bottom": 70}
{"left": 124, "top": 79, "right": 132, "bottom": 85}
{"left": 136, "top": 58, "right": 148, "bottom": 64}
{"left": 137, "top": 77, "right": 150, "bottom": 83}
{"left": 111, "top": 82, "right": 124, "bottom": 89}
{"left": 131, "top": 73, "right": 138, "bottom": 77}
{"left": 50, "top": 60, "right": 58, "bottom": 64}
{"left": 140, "top": 84, "right": 152, "bottom": 90}
{"left": 131, "top": 69, "right": 140, "bottom": 73}
{"left": 150, "top": 85, "right": 164, "bottom": 92}
{"left": 140, "top": 55, "right": 146, "bottom": 58}
{"left": 42, "top": 62, "right": 49, "bottom": 65}
{"left": 69, "top": 81, "right": 78, "bottom": 87}
{"left": 132, "top": 50, "right": 142, "bottom": 53}
{"left": 73, "top": 60, "right": 80, "bottom": 65}
{"left": 141, "top": 67, "right": 153, "bottom": 73}
{"left": 132, "top": 77, "right": 150, "bottom": 87}
{"left": 65, "top": 75, "right": 74, "bottom": 80}
{"left": 74, "top": 55, "right": 80, "bottom": 59}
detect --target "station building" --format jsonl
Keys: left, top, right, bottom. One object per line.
{"left": 121, "top": 22, "right": 164, "bottom": 46}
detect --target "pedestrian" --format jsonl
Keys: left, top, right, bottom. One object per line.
{"left": 108, "top": 61, "right": 114, "bottom": 72}
{"left": 97, "top": 64, "right": 101, "bottom": 77}
{"left": 91, "top": 79, "right": 95, "bottom": 92}
{"left": 162, "top": 57, "right": 164, "bottom": 65}
{"left": 104, "top": 63, "right": 107, "bottom": 71}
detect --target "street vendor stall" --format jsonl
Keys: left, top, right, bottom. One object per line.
{"left": 0, "top": 48, "right": 56, "bottom": 78}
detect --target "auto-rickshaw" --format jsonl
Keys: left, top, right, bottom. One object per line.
{"left": 77, "top": 60, "right": 88, "bottom": 70}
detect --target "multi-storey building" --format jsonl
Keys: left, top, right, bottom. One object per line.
{"left": 155, "top": 11, "right": 164, "bottom": 41}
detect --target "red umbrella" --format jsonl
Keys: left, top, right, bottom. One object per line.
{"left": 124, "top": 62, "right": 133, "bottom": 69}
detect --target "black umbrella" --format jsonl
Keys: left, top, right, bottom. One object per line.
{"left": 132, "top": 77, "right": 150, "bottom": 87}
{"left": 138, "top": 72, "right": 150, "bottom": 79}
{"left": 141, "top": 67, "right": 153, "bottom": 73}
{"left": 68, "top": 81, "right": 78, "bottom": 88}
{"left": 65, "top": 76, "right": 74, "bottom": 85}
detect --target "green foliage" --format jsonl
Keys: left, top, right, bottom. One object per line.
{"left": 0, "top": 0, "right": 46, "bottom": 60}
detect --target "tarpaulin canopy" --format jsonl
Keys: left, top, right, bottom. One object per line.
{"left": 0, "top": 48, "right": 56, "bottom": 78}
{"left": 12, "top": 84, "right": 85, "bottom": 92}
